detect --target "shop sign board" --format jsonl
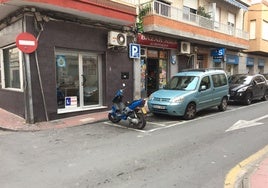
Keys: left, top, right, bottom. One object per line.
{"left": 65, "top": 96, "right": 77, "bottom": 108}
{"left": 211, "top": 48, "right": 225, "bottom": 57}
{"left": 137, "top": 33, "right": 178, "bottom": 49}
{"left": 16, "top": 32, "right": 38, "bottom": 53}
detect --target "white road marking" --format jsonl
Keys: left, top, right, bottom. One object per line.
{"left": 226, "top": 114, "right": 268, "bottom": 132}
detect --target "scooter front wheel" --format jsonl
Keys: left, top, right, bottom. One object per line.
{"left": 108, "top": 113, "right": 121, "bottom": 123}
{"left": 134, "top": 113, "right": 146, "bottom": 130}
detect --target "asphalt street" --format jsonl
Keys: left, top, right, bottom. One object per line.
{"left": 0, "top": 101, "right": 268, "bottom": 188}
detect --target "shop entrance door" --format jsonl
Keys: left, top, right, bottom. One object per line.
{"left": 80, "top": 55, "right": 99, "bottom": 107}
{"left": 56, "top": 51, "right": 101, "bottom": 112}
{"left": 147, "top": 59, "right": 159, "bottom": 96}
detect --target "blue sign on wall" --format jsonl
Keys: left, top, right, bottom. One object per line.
{"left": 211, "top": 48, "right": 225, "bottom": 57}
{"left": 226, "top": 54, "right": 239, "bottom": 65}
{"left": 246, "top": 57, "right": 254, "bottom": 67}
{"left": 258, "top": 59, "right": 265, "bottom": 67}
{"left": 129, "top": 43, "right": 140, "bottom": 59}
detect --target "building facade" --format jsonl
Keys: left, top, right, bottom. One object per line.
{"left": 134, "top": 0, "right": 255, "bottom": 98}
{"left": 244, "top": 0, "right": 268, "bottom": 74}
{"left": 1, "top": 0, "right": 267, "bottom": 123}
{"left": 0, "top": 0, "right": 137, "bottom": 123}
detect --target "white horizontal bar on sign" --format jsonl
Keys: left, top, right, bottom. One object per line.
{"left": 19, "top": 40, "right": 35, "bottom": 46}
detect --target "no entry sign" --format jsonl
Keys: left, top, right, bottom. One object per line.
{"left": 16, "top": 32, "right": 38, "bottom": 53}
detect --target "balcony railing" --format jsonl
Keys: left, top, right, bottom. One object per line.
{"left": 140, "top": 1, "right": 249, "bottom": 40}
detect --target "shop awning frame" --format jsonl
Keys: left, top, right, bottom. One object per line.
{"left": 223, "top": 0, "right": 248, "bottom": 11}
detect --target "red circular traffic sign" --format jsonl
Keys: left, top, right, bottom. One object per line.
{"left": 16, "top": 32, "right": 38, "bottom": 53}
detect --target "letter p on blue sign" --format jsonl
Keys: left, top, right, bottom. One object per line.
{"left": 129, "top": 43, "right": 140, "bottom": 59}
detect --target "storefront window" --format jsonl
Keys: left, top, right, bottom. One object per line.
{"left": 56, "top": 50, "right": 102, "bottom": 111}
{"left": 159, "top": 59, "right": 167, "bottom": 89}
{"left": 2, "top": 46, "right": 22, "bottom": 90}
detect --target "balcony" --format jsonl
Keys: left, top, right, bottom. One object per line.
{"left": 0, "top": 0, "right": 137, "bottom": 26}
{"left": 140, "top": 1, "right": 249, "bottom": 49}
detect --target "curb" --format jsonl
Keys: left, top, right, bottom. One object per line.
{"left": 224, "top": 145, "right": 268, "bottom": 188}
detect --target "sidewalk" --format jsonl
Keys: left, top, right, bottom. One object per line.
{"left": 0, "top": 108, "right": 109, "bottom": 132}
{"left": 248, "top": 157, "right": 268, "bottom": 188}
{"left": 0, "top": 108, "right": 267, "bottom": 188}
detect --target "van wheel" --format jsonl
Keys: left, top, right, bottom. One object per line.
{"left": 244, "top": 92, "right": 252, "bottom": 105}
{"left": 218, "top": 97, "right": 228, "bottom": 111}
{"left": 183, "top": 103, "right": 196, "bottom": 120}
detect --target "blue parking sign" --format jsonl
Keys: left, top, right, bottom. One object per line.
{"left": 129, "top": 43, "right": 140, "bottom": 59}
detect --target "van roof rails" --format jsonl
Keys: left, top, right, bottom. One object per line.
{"left": 180, "top": 68, "right": 224, "bottom": 72}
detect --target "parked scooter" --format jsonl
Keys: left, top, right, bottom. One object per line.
{"left": 108, "top": 84, "right": 147, "bottom": 129}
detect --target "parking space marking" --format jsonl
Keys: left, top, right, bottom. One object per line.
{"left": 146, "top": 121, "right": 169, "bottom": 127}
{"left": 104, "top": 120, "right": 188, "bottom": 133}
{"left": 104, "top": 121, "right": 147, "bottom": 133}
{"left": 103, "top": 102, "right": 268, "bottom": 133}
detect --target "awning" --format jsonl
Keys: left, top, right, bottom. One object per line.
{"left": 226, "top": 54, "right": 239, "bottom": 65}
{"left": 223, "top": 0, "right": 248, "bottom": 11}
{"left": 246, "top": 57, "right": 254, "bottom": 67}
{"left": 258, "top": 59, "right": 265, "bottom": 67}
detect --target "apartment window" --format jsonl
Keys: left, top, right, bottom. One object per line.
{"left": 262, "top": 20, "right": 268, "bottom": 40}
{"left": 183, "top": 0, "right": 197, "bottom": 9}
{"left": 1, "top": 46, "right": 23, "bottom": 90}
{"left": 183, "top": 6, "right": 197, "bottom": 22}
{"left": 154, "top": 0, "right": 170, "bottom": 17}
{"left": 250, "top": 20, "right": 256, "bottom": 39}
{"left": 215, "top": 7, "right": 220, "bottom": 28}
{"left": 183, "top": 0, "right": 197, "bottom": 22}
{"left": 228, "top": 12, "right": 235, "bottom": 35}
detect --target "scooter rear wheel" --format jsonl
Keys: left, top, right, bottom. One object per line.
{"left": 108, "top": 113, "right": 121, "bottom": 123}
{"left": 134, "top": 113, "right": 146, "bottom": 130}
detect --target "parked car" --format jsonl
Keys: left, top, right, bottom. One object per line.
{"left": 228, "top": 74, "right": 268, "bottom": 105}
{"left": 147, "top": 69, "right": 229, "bottom": 120}
{"left": 261, "top": 73, "right": 268, "bottom": 84}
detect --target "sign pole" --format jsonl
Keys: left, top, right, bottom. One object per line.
{"left": 23, "top": 54, "right": 34, "bottom": 124}
{"left": 16, "top": 32, "right": 38, "bottom": 124}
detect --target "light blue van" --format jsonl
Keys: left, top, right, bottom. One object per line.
{"left": 147, "top": 69, "right": 229, "bottom": 119}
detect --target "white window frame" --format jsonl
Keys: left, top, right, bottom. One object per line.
{"left": 183, "top": 0, "right": 197, "bottom": 10}
{"left": 250, "top": 20, "right": 256, "bottom": 39}
{"left": 228, "top": 12, "right": 235, "bottom": 26}
{"left": 0, "top": 45, "right": 23, "bottom": 91}
{"left": 262, "top": 20, "right": 268, "bottom": 40}
{"left": 55, "top": 49, "right": 103, "bottom": 114}
{"left": 215, "top": 7, "right": 220, "bottom": 28}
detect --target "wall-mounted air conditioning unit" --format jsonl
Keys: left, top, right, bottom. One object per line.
{"left": 180, "top": 41, "right": 190, "bottom": 54}
{"left": 108, "top": 31, "right": 127, "bottom": 47}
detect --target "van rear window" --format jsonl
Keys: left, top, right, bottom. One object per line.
{"left": 212, "top": 74, "right": 227, "bottom": 87}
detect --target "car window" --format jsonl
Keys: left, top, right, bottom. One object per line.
{"left": 256, "top": 76, "right": 265, "bottom": 83}
{"left": 212, "top": 74, "right": 227, "bottom": 87}
{"left": 262, "top": 74, "right": 268, "bottom": 80}
{"left": 200, "top": 76, "right": 211, "bottom": 90}
{"left": 166, "top": 76, "right": 199, "bottom": 91}
{"left": 229, "top": 75, "right": 252, "bottom": 85}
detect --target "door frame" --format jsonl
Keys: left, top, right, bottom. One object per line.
{"left": 56, "top": 50, "right": 103, "bottom": 114}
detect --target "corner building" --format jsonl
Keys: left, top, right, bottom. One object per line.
{"left": 0, "top": 0, "right": 136, "bottom": 123}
